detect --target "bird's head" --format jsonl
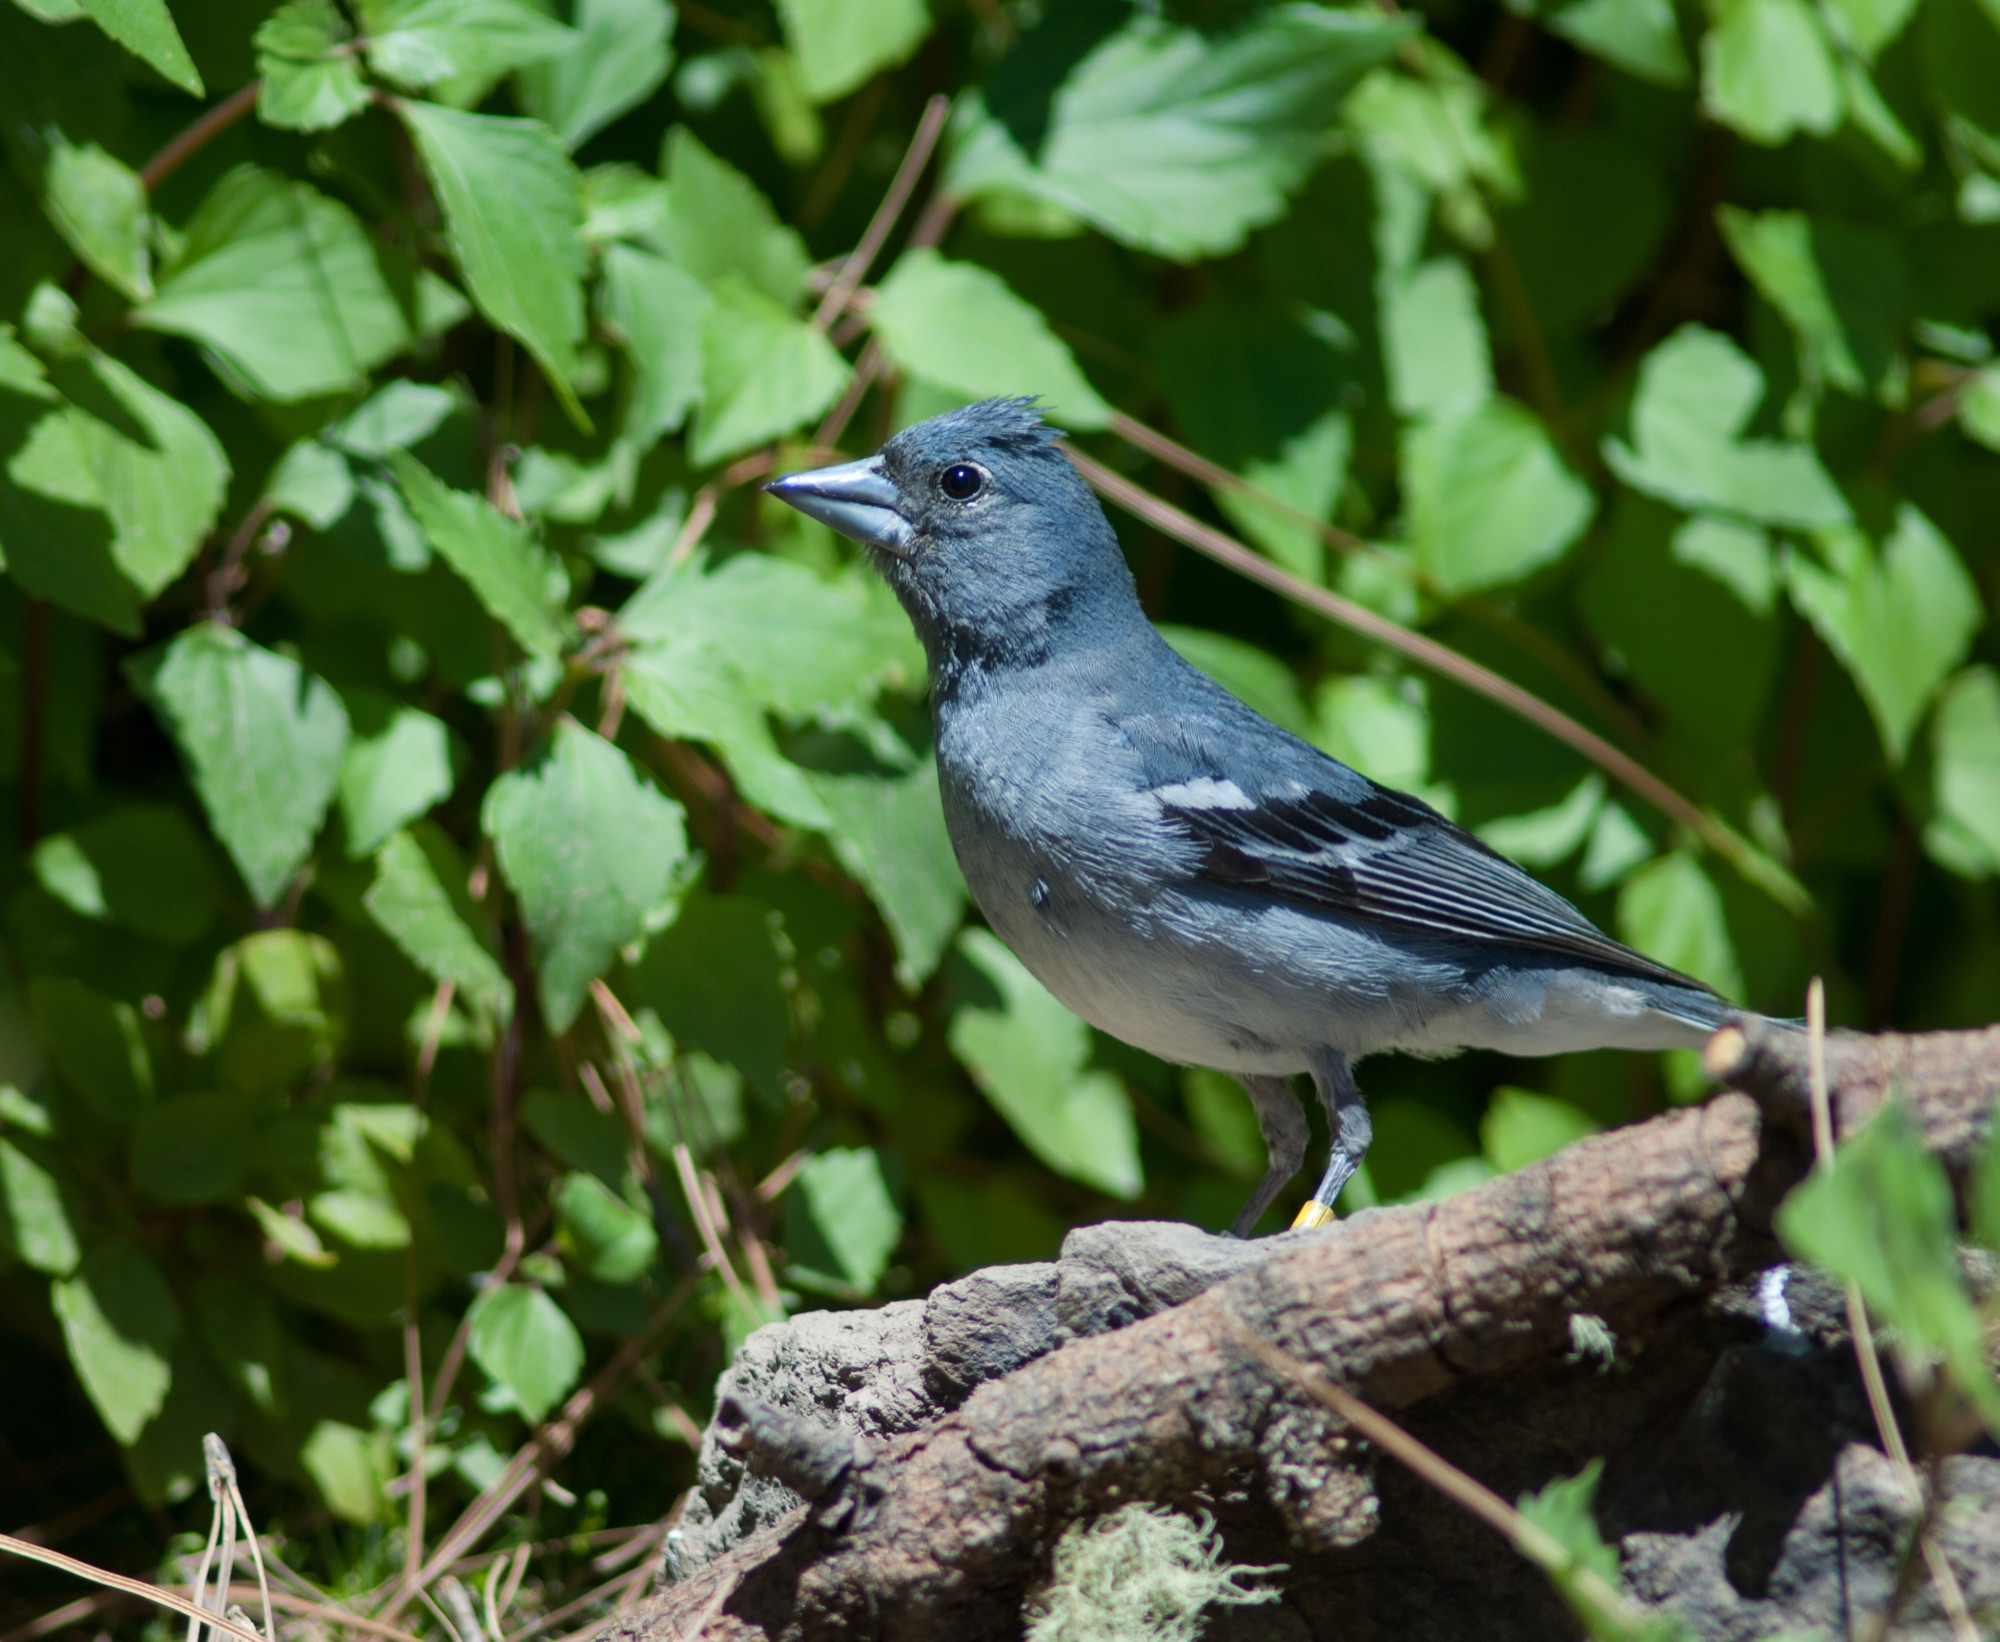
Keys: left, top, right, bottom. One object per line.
{"left": 764, "top": 398, "right": 1139, "bottom": 667}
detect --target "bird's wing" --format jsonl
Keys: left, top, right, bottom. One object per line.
{"left": 1136, "top": 727, "right": 1702, "bottom": 989}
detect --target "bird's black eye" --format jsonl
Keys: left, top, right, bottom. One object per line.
{"left": 940, "top": 463, "right": 985, "bottom": 501}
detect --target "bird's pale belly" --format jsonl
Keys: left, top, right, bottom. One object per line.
{"left": 956, "top": 826, "right": 1710, "bottom": 1076}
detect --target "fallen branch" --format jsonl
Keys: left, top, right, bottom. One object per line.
{"left": 615, "top": 1021, "right": 1999, "bottom": 1640}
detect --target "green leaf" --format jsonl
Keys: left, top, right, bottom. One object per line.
{"left": 339, "top": 700, "right": 455, "bottom": 855}
{"left": 0, "top": 1135, "right": 80, "bottom": 1275}
{"left": 950, "top": 7, "right": 1412, "bottom": 260}
{"left": 624, "top": 894, "right": 788, "bottom": 1098}
{"left": 359, "top": 0, "right": 572, "bottom": 92}
{"left": 660, "top": 128, "right": 809, "bottom": 305}
{"left": 600, "top": 244, "right": 709, "bottom": 448}
{"left": 245, "top": 1196, "right": 337, "bottom": 1267}
{"left": 31, "top": 976, "right": 154, "bottom": 1118}
{"left": 1959, "top": 365, "right": 2000, "bottom": 451}
{"left": 75, "top": 0, "right": 202, "bottom": 94}
{"left": 1226, "top": 416, "right": 1354, "bottom": 585}
{"left": 691, "top": 276, "right": 850, "bottom": 465}
{"left": 1778, "top": 1102, "right": 2000, "bottom": 1434}
{"left": 364, "top": 828, "right": 514, "bottom": 1026}
{"left": 53, "top": 1243, "right": 180, "bottom": 1443}
{"left": 6, "top": 351, "right": 230, "bottom": 624}
{"left": 809, "top": 761, "right": 967, "bottom": 987}
{"left": 1700, "top": 0, "right": 1842, "bottom": 145}
{"left": 1343, "top": 69, "right": 1518, "bottom": 237}
{"left": 130, "top": 625, "right": 350, "bottom": 908}
{"left": 1927, "top": 667, "right": 2000, "bottom": 878}
{"left": 265, "top": 441, "right": 354, "bottom": 529}
{"left": 1382, "top": 258, "right": 1492, "bottom": 423}
{"left": 43, "top": 133, "right": 151, "bottom": 301}
{"left": 1405, "top": 398, "right": 1594, "bottom": 594}
{"left": 469, "top": 1283, "right": 583, "bottom": 1421}
{"left": 1784, "top": 507, "right": 1983, "bottom": 763}
{"left": 1477, "top": 775, "right": 1605, "bottom": 867}
{"left": 1162, "top": 625, "right": 1314, "bottom": 741}
{"left": 483, "top": 719, "right": 689, "bottom": 1031}
{"left": 255, "top": 0, "right": 371, "bottom": 132}
{"left": 138, "top": 168, "right": 418, "bottom": 401}
{"left": 130, "top": 1093, "right": 261, "bottom": 1204}
{"left": 1716, "top": 209, "right": 1905, "bottom": 398}
{"left": 31, "top": 804, "right": 218, "bottom": 942}
{"left": 1481, "top": 1088, "right": 1600, "bottom": 1173}
{"left": 398, "top": 103, "right": 589, "bottom": 427}
{"left": 784, "top": 1147, "right": 902, "bottom": 1293}
{"left": 392, "top": 455, "right": 570, "bottom": 661}
{"left": 301, "top": 1422, "right": 393, "bottom": 1522}
{"left": 1616, "top": 852, "right": 1742, "bottom": 1001}
{"left": 1549, "top": 0, "right": 1691, "bottom": 87}
{"left": 518, "top": 0, "right": 675, "bottom": 150}
{"left": 948, "top": 928, "right": 1142, "bottom": 1200}
{"left": 1513, "top": 1462, "right": 1671, "bottom": 1642}
{"left": 310, "top": 1101, "right": 422, "bottom": 1249}
{"left": 553, "top": 1172, "right": 657, "bottom": 1282}
{"left": 867, "top": 249, "right": 1110, "bottom": 430}
{"left": 622, "top": 551, "right": 921, "bottom": 723}
{"left": 776, "top": 0, "right": 927, "bottom": 104}
{"left": 1670, "top": 514, "right": 1776, "bottom": 615}
{"left": 1824, "top": 0, "right": 1919, "bottom": 57}
{"left": 1602, "top": 325, "right": 1850, "bottom": 528}
{"left": 329, "top": 381, "right": 459, "bottom": 457}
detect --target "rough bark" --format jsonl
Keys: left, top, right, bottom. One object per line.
{"left": 618, "top": 1023, "right": 2000, "bottom": 1641}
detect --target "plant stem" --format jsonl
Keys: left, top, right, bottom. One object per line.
{"left": 140, "top": 81, "right": 263, "bottom": 194}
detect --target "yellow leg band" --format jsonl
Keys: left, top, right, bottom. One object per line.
{"left": 1291, "top": 1200, "right": 1336, "bottom": 1230}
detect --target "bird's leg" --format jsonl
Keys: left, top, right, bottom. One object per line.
{"left": 1229, "top": 1074, "right": 1307, "bottom": 1238}
{"left": 1292, "top": 1050, "right": 1371, "bottom": 1230}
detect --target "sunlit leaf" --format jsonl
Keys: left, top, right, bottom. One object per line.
{"left": 519, "top": 0, "right": 675, "bottom": 149}
{"left": 393, "top": 455, "right": 570, "bottom": 661}
{"left": 139, "top": 168, "right": 418, "bottom": 401}
{"left": 948, "top": 929, "right": 1141, "bottom": 1200}
{"left": 483, "top": 720, "right": 689, "bottom": 1031}
{"left": 1778, "top": 1102, "right": 2000, "bottom": 1434}
{"left": 868, "top": 249, "right": 1111, "bottom": 430}
{"left": 949, "top": 6, "right": 1412, "bottom": 260}
{"left": 1603, "top": 325, "right": 1850, "bottom": 527}
{"left": 399, "top": 103, "right": 589, "bottom": 426}
{"left": 784, "top": 1147, "right": 901, "bottom": 1293}
{"left": 43, "top": 133, "right": 150, "bottom": 300}
{"left": 776, "top": 0, "right": 928, "bottom": 103}
{"left": 469, "top": 1283, "right": 583, "bottom": 1421}
{"left": 690, "top": 276, "right": 849, "bottom": 464}
{"left": 256, "top": 0, "right": 371, "bottom": 131}
{"left": 1701, "top": 0, "right": 1843, "bottom": 145}
{"left": 1785, "top": 506, "right": 1982, "bottom": 763}
{"left": 129, "top": 625, "right": 349, "bottom": 908}
{"left": 364, "top": 827, "right": 514, "bottom": 1026}
{"left": 75, "top": 0, "right": 202, "bottom": 94}
{"left": 53, "top": 1243, "right": 179, "bottom": 1443}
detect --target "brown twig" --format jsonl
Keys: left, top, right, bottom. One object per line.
{"left": 140, "top": 80, "right": 263, "bottom": 193}
{"left": 385, "top": 1278, "right": 696, "bottom": 1619}
{"left": 811, "top": 94, "right": 949, "bottom": 329}
{"left": 0, "top": 1535, "right": 265, "bottom": 1642}
{"left": 1105, "top": 412, "right": 1646, "bottom": 741}
{"left": 1067, "top": 448, "right": 1804, "bottom": 912}
{"left": 1220, "top": 1316, "right": 1649, "bottom": 1635}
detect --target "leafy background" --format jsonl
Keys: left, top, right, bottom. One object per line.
{"left": 0, "top": 0, "right": 1997, "bottom": 1631}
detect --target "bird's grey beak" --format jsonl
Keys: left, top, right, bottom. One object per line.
{"left": 763, "top": 456, "right": 914, "bottom": 559}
